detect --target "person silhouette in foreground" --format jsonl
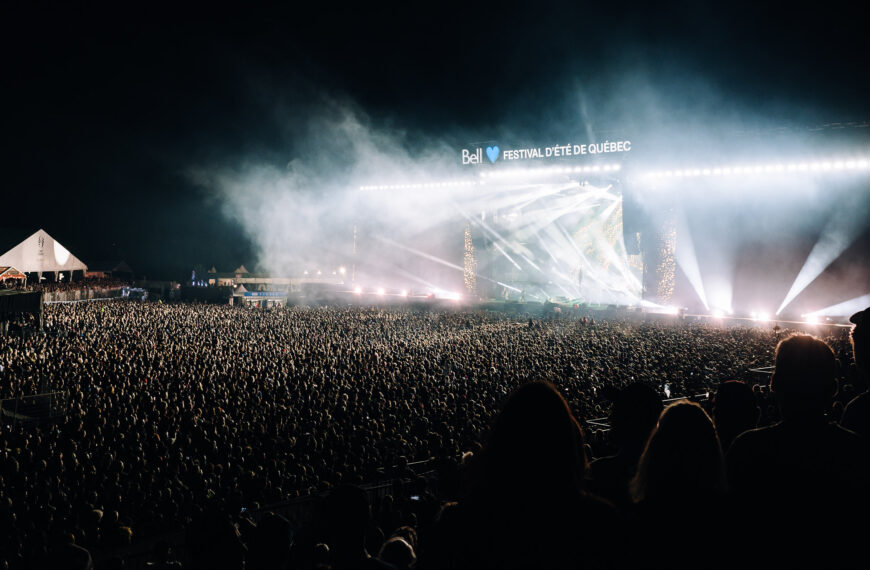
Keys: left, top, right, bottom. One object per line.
{"left": 588, "top": 383, "right": 662, "bottom": 510}
{"left": 426, "top": 381, "right": 617, "bottom": 570}
{"left": 712, "top": 380, "right": 759, "bottom": 452}
{"left": 322, "top": 485, "right": 398, "bottom": 570}
{"left": 726, "top": 334, "right": 869, "bottom": 564}
{"left": 628, "top": 400, "right": 728, "bottom": 568}
{"left": 841, "top": 306, "right": 870, "bottom": 437}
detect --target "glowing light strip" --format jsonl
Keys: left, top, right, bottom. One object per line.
{"left": 481, "top": 164, "right": 622, "bottom": 178}
{"left": 359, "top": 180, "right": 483, "bottom": 191}
{"left": 644, "top": 158, "right": 870, "bottom": 179}
{"left": 359, "top": 164, "right": 623, "bottom": 189}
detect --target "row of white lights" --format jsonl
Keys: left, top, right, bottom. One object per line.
{"left": 351, "top": 286, "right": 462, "bottom": 300}
{"left": 354, "top": 286, "right": 408, "bottom": 296}
{"left": 359, "top": 181, "right": 482, "bottom": 191}
{"left": 303, "top": 267, "right": 347, "bottom": 276}
{"left": 481, "top": 163, "right": 622, "bottom": 178}
{"left": 714, "top": 309, "right": 822, "bottom": 325}
{"left": 661, "top": 307, "right": 823, "bottom": 325}
{"left": 644, "top": 158, "right": 870, "bottom": 179}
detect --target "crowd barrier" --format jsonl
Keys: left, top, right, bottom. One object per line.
{"left": 0, "top": 391, "right": 67, "bottom": 425}
{"left": 43, "top": 287, "right": 126, "bottom": 304}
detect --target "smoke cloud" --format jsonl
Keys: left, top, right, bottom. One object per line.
{"left": 190, "top": 69, "right": 870, "bottom": 314}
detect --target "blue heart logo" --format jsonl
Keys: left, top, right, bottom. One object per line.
{"left": 486, "top": 146, "right": 500, "bottom": 163}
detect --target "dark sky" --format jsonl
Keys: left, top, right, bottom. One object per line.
{"left": 2, "top": 2, "right": 868, "bottom": 279}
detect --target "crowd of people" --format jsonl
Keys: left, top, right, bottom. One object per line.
{"left": 0, "top": 301, "right": 866, "bottom": 569}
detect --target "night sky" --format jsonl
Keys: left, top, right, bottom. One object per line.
{"left": 3, "top": 2, "right": 868, "bottom": 279}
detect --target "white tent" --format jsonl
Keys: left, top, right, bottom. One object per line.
{"left": 0, "top": 229, "right": 88, "bottom": 274}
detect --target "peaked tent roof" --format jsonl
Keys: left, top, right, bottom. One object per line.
{"left": 0, "top": 229, "right": 88, "bottom": 273}
{"left": 0, "top": 266, "right": 26, "bottom": 280}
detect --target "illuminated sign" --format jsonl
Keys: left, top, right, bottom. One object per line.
{"left": 462, "top": 140, "right": 632, "bottom": 165}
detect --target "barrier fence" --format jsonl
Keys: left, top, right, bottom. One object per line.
{"left": 43, "top": 287, "right": 126, "bottom": 304}
{"left": 0, "top": 391, "right": 68, "bottom": 425}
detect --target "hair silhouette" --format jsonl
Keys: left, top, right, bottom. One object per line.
{"left": 632, "top": 400, "right": 726, "bottom": 503}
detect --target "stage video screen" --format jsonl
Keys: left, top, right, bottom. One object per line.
{"left": 353, "top": 180, "right": 643, "bottom": 304}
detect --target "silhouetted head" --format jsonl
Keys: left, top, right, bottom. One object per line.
{"left": 851, "top": 307, "right": 868, "bottom": 382}
{"left": 609, "top": 383, "right": 663, "bottom": 450}
{"left": 713, "top": 381, "right": 759, "bottom": 450}
{"left": 483, "top": 381, "right": 586, "bottom": 495}
{"left": 379, "top": 536, "right": 416, "bottom": 570}
{"left": 632, "top": 400, "right": 726, "bottom": 503}
{"left": 771, "top": 334, "right": 837, "bottom": 417}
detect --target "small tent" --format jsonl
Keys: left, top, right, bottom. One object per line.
{"left": 0, "top": 266, "right": 26, "bottom": 283}
{"left": 0, "top": 229, "right": 88, "bottom": 275}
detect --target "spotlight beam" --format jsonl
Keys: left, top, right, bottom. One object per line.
{"left": 777, "top": 196, "right": 870, "bottom": 315}
{"left": 805, "top": 293, "right": 870, "bottom": 318}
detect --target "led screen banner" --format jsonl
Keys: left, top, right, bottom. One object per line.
{"left": 480, "top": 182, "right": 642, "bottom": 304}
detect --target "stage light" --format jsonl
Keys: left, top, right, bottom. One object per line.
{"left": 640, "top": 156, "right": 870, "bottom": 181}
{"left": 712, "top": 309, "right": 725, "bottom": 319}
{"left": 339, "top": 267, "right": 346, "bottom": 275}
{"left": 377, "top": 287, "right": 385, "bottom": 295}
{"left": 400, "top": 290, "right": 408, "bottom": 297}
{"left": 804, "top": 315, "right": 820, "bottom": 325}
{"left": 757, "top": 312, "right": 770, "bottom": 322}
{"left": 354, "top": 287, "right": 362, "bottom": 294}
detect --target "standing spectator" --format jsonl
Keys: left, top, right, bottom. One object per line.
{"left": 712, "top": 380, "right": 759, "bottom": 452}
{"left": 629, "top": 400, "right": 728, "bottom": 568}
{"left": 727, "top": 334, "right": 869, "bottom": 565}
{"left": 426, "top": 381, "right": 617, "bottom": 570}
{"left": 841, "top": 307, "right": 870, "bottom": 437}
{"left": 588, "top": 383, "right": 662, "bottom": 510}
